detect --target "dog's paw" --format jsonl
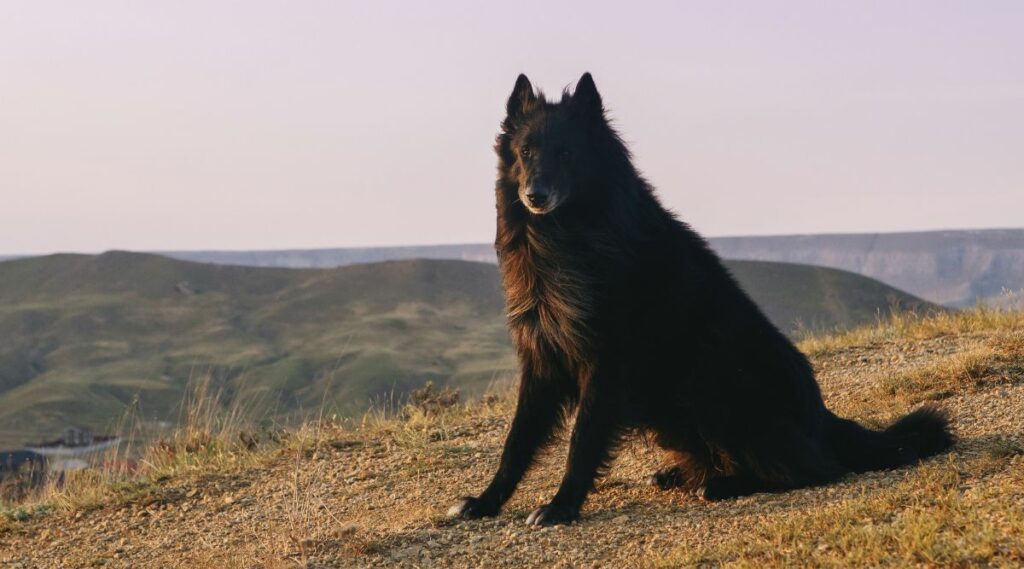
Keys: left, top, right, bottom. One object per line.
{"left": 698, "top": 477, "right": 748, "bottom": 501}
{"left": 447, "top": 496, "right": 500, "bottom": 520}
{"left": 648, "top": 466, "right": 686, "bottom": 490}
{"left": 525, "top": 503, "right": 579, "bottom": 526}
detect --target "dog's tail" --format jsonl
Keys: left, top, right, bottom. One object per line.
{"left": 824, "top": 406, "right": 954, "bottom": 473}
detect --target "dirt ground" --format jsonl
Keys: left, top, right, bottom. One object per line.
{"left": 2, "top": 324, "right": 1023, "bottom": 568}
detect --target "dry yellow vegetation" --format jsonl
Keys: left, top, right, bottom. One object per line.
{"left": 2, "top": 308, "right": 1023, "bottom": 567}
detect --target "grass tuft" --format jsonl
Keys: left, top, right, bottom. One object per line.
{"left": 649, "top": 454, "right": 1024, "bottom": 568}
{"left": 1, "top": 375, "right": 274, "bottom": 518}
{"left": 862, "top": 330, "right": 1024, "bottom": 416}
{"left": 800, "top": 305, "right": 1024, "bottom": 356}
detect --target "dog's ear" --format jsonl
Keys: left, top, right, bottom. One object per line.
{"left": 573, "top": 72, "right": 603, "bottom": 115}
{"left": 506, "top": 74, "right": 536, "bottom": 122}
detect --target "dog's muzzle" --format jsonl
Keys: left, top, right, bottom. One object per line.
{"left": 522, "top": 186, "right": 558, "bottom": 213}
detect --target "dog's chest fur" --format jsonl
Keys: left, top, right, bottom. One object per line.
{"left": 498, "top": 228, "right": 600, "bottom": 372}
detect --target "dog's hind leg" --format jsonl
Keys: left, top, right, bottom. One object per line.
{"left": 699, "top": 425, "right": 843, "bottom": 500}
{"left": 649, "top": 463, "right": 688, "bottom": 490}
{"left": 647, "top": 428, "right": 716, "bottom": 492}
{"left": 648, "top": 450, "right": 715, "bottom": 491}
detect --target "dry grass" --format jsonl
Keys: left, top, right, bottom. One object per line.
{"left": 0, "top": 369, "right": 498, "bottom": 565}
{"left": 799, "top": 305, "right": 1024, "bottom": 356}
{"left": 19, "top": 307, "right": 1015, "bottom": 523}
{"left": 876, "top": 333, "right": 1024, "bottom": 406}
{"left": 646, "top": 308, "right": 1024, "bottom": 568}
{"left": 650, "top": 448, "right": 1024, "bottom": 568}
{"left": 1, "top": 375, "right": 275, "bottom": 521}
{"left": 3, "top": 307, "right": 1024, "bottom": 567}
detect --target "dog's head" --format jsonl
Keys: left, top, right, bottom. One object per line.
{"left": 498, "top": 73, "right": 607, "bottom": 215}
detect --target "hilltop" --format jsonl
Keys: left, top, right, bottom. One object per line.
{"left": 158, "top": 228, "right": 1024, "bottom": 308}
{"left": 0, "top": 253, "right": 512, "bottom": 448}
{"left": 0, "top": 252, "right": 934, "bottom": 447}
{"left": 1, "top": 309, "right": 1022, "bottom": 567}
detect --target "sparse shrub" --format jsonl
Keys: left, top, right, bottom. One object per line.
{"left": 404, "top": 381, "right": 460, "bottom": 417}
{"left": 989, "top": 329, "right": 1024, "bottom": 356}
{"left": 239, "top": 431, "right": 259, "bottom": 451}
{"left": 482, "top": 393, "right": 501, "bottom": 407}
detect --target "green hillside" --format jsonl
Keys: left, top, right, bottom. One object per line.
{"left": 0, "top": 252, "right": 935, "bottom": 447}
{"left": 727, "top": 260, "right": 936, "bottom": 334}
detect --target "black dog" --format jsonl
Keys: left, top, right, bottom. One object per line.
{"left": 449, "top": 73, "right": 953, "bottom": 526}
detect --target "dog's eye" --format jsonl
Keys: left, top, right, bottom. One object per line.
{"left": 521, "top": 146, "right": 531, "bottom": 158}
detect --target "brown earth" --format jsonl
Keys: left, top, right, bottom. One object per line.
{"left": 2, "top": 315, "right": 1023, "bottom": 568}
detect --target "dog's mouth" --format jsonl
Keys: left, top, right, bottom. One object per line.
{"left": 520, "top": 188, "right": 562, "bottom": 215}
{"left": 524, "top": 202, "right": 558, "bottom": 215}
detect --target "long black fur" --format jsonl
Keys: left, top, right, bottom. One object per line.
{"left": 449, "top": 73, "right": 954, "bottom": 526}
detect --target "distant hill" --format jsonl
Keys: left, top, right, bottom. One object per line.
{"left": 163, "top": 245, "right": 497, "bottom": 269}
{"left": 723, "top": 260, "right": 936, "bottom": 335}
{"left": 0, "top": 253, "right": 512, "bottom": 448}
{"left": 159, "top": 229, "right": 1024, "bottom": 307}
{"left": 0, "top": 253, "right": 934, "bottom": 447}
{"left": 712, "top": 229, "right": 1024, "bottom": 308}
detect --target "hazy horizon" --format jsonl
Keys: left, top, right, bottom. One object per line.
{"left": 3, "top": 225, "right": 1023, "bottom": 259}
{"left": 3, "top": 1, "right": 1023, "bottom": 255}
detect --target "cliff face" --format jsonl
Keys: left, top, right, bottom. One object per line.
{"left": 710, "top": 229, "right": 1024, "bottom": 307}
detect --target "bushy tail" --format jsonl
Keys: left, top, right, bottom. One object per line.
{"left": 825, "top": 406, "right": 954, "bottom": 473}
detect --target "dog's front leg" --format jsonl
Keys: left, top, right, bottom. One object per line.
{"left": 449, "top": 361, "right": 574, "bottom": 519}
{"left": 526, "top": 371, "right": 621, "bottom": 526}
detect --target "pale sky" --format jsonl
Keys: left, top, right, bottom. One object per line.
{"left": 2, "top": 1, "right": 1022, "bottom": 255}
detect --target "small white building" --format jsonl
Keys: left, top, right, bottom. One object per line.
{"left": 25, "top": 427, "right": 121, "bottom": 473}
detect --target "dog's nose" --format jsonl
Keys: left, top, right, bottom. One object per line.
{"left": 525, "top": 190, "right": 549, "bottom": 207}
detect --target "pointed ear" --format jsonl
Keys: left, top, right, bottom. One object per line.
{"left": 573, "top": 72, "right": 603, "bottom": 115}
{"left": 506, "top": 74, "right": 537, "bottom": 121}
